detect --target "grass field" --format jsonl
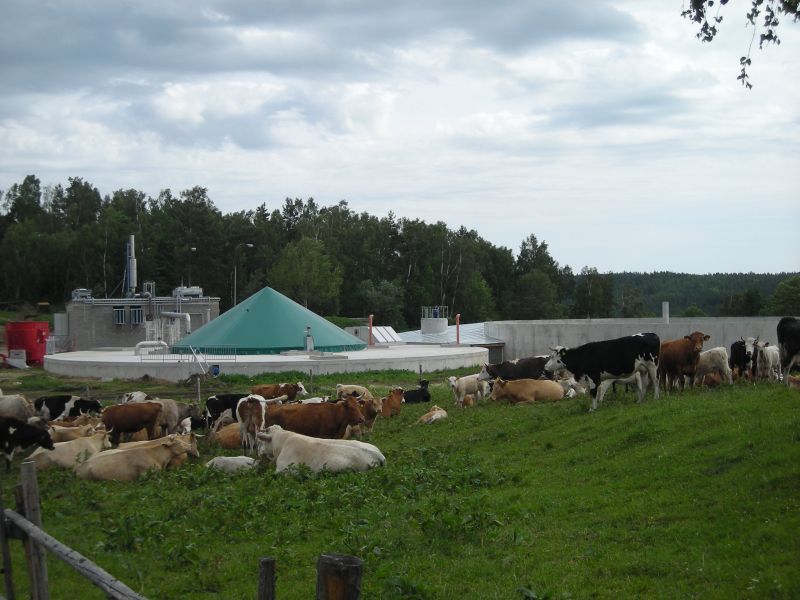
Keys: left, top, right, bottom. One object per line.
{"left": 0, "top": 368, "right": 798, "bottom": 599}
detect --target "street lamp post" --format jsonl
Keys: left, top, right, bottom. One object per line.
{"left": 233, "top": 243, "right": 254, "bottom": 305}
{"left": 188, "top": 246, "right": 196, "bottom": 286}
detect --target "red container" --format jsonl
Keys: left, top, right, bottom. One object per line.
{"left": 5, "top": 321, "right": 50, "bottom": 365}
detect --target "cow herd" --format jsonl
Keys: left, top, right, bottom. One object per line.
{"left": 0, "top": 317, "right": 797, "bottom": 481}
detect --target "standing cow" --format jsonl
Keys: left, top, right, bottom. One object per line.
{"left": 545, "top": 333, "right": 660, "bottom": 411}
{"left": 778, "top": 317, "right": 800, "bottom": 385}
{"left": 0, "top": 416, "right": 55, "bottom": 471}
{"left": 658, "top": 332, "right": 710, "bottom": 392}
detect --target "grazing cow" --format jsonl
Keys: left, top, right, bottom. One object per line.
{"left": 448, "top": 374, "right": 488, "bottom": 407}
{"left": 101, "top": 402, "right": 163, "bottom": 445}
{"left": 490, "top": 378, "right": 565, "bottom": 404}
{"left": 777, "top": 317, "right": 800, "bottom": 385}
{"left": 0, "top": 416, "right": 55, "bottom": 470}
{"left": 755, "top": 342, "right": 781, "bottom": 381}
{"left": 478, "top": 356, "right": 550, "bottom": 382}
{"left": 236, "top": 395, "right": 270, "bottom": 453}
{"left": 251, "top": 382, "right": 308, "bottom": 402}
{"left": 256, "top": 425, "right": 385, "bottom": 474}
{"left": 119, "top": 433, "right": 200, "bottom": 469}
{"left": 205, "top": 392, "right": 249, "bottom": 427}
{"left": 545, "top": 333, "right": 661, "bottom": 411}
{"left": 35, "top": 395, "right": 102, "bottom": 421}
{"left": 416, "top": 405, "right": 447, "bottom": 424}
{"left": 49, "top": 424, "right": 95, "bottom": 443}
{"left": 118, "top": 391, "right": 151, "bottom": 404}
{"left": 403, "top": 380, "right": 431, "bottom": 404}
{"left": 380, "top": 387, "right": 404, "bottom": 418}
{"left": 267, "top": 397, "right": 365, "bottom": 439}
{"left": 205, "top": 456, "right": 256, "bottom": 473}
{"left": 210, "top": 423, "right": 242, "bottom": 449}
{"left": 658, "top": 332, "right": 710, "bottom": 393}
{"left": 693, "top": 347, "right": 734, "bottom": 387}
{"left": 75, "top": 436, "right": 199, "bottom": 481}
{"left": 0, "top": 395, "right": 36, "bottom": 422}
{"left": 29, "top": 431, "right": 111, "bottom": 470}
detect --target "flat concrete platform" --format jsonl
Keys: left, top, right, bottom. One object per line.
{"left": 44, "top": 344, "right": 488, "bottom": 382}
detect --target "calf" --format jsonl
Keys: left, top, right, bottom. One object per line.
{"left": 205, "top": 456, "right": 256, "bottom": 473}
{"left": 256, "top": 425, "right": 385, "bottom": 474}
{"left": 755, "top": 342, "right": 781, "bottom": 381}
{"left": 545, "top": 333, "right": 661, "bottom": 411}
{"left": 0, "top": 416, "right": 55, "bottom": 470}
{"left": 693, "top": 347, "right": 734, "bottom": 387}
{"left": 778, "top": 317, "right": 800, "bottom": 384}
{"left": 416, "top": 405, "right": 447, "bottom": 424}
{"left": 448, "top": 374, "right": 488, "bottom": 407}
{"left": 101, "top": 402, "right": 163, "bottom": 445}
{"left": 403, "top": 380, "right": 431, "bottom": 404}
{"left": 658, "top": 332, "right": 710, "bottom": 393}
{"left": 490, "top": 378, "right": 564, "bottom": 404}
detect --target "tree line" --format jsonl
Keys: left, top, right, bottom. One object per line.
{"left": 1, "top": 175, "right": 797, "bottom": 329}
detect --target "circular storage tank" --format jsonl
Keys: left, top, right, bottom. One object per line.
{"left": 5, "top": 321, "right": 50, "bottom": 365}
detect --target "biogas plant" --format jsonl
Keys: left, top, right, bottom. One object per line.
{"left": 32, "top": 236, "right": 488, "bottom": 382}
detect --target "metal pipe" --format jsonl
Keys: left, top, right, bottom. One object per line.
{"left": 161, "top": 311, "right": 192, "bottom": 334}
{"left": 134, "top": 341, "right": 169, "bottom": 356}
{"left": 456, "top": 313, "right": 461, "bottom": 344}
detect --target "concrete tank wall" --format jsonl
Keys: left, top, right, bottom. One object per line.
{"left": 485, "top": 316, "right": 790, "bottom": 360}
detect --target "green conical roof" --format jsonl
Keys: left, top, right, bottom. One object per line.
{"left": 171, "top": 287, "right": 366, "bottom": 354}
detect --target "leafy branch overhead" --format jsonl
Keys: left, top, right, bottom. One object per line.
{"left": 681, "top": 0, "right": 799, "bottom": 88}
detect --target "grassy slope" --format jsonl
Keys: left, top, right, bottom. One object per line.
{"left": 1, "top": 374, "right": 798, "bottom": 599}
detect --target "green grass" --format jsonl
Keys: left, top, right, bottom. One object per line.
{"left": 1, "top": 370, "right": 798, "bottom": 599}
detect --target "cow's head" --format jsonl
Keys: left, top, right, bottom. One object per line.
{"left": 419, "top": 380, "right": 429, "bottom": 388}
{"left": 477, "top": 365, "right": 492, "bottom": 381}
{"left": 684, "top": 332, "right": 710, "bottom": 355}
{"left": 545, "top": 347, "right": 566, "bottom": 373}
{"left": 344, "top": 397, "right": 366, "bottom": 426}
{"left": 490, "top": 378, "right": 507, "bottom": 401}
{"left": 256, "top": 427, "right": 279, "bottom": 461}
{"left": 295, "top": 382, "right": 308, "bottom": 397}
{"left": 447, "top": 376, "right": 457, "bottom": 390}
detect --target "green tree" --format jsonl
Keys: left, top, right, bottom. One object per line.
{"left": 270, "top": 237, "right": 342, "bottom": 314}
{"left": 620, "top": 283, "right": 646, "bottom": 318}
{"left": 510, "top": 270, "right": 560, "bottom": 320}
{"left": 572, "top": 267, "right": 615, "bottom": 319}
{"left": 358, "top": 279, "right": 407, "bottom": 330}
{"left": 767, "top": 275, "right": 800, "bottom": 315}
{"left": 718, "top": 288, "right": 763, "bottom": 316}
{"left": 681, "top": 305, "right": 707, "bottom": 317}
{"left": 459, "top": 273, "right": 497, "bottom": 323}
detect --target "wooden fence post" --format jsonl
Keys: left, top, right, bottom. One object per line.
{"left": 0, "top": 484, "right": 16, "bottom": 600}
{"left": 16, "top": 462, "right": 49, "bottom": 600}
{"left": 315, "top": 553, "right": 362, "bottom": 600}
{"left": 256, "top": 557, "right": 276, "bottom": 600}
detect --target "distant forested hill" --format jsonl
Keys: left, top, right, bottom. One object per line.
{"left": 610, "top": 272, "right": 797, "bottom": 317}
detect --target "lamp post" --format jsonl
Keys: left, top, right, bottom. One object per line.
{"left": 188, "top": 246, "right": 196, "bottom": 286}
{"left": 233, "top": 243, "right": 254, "bottom": 305}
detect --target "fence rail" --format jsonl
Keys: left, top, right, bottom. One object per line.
{"left": 139, "top": 345, "right": 238, "bottom": 363}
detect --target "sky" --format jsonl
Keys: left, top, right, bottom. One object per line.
{"left": 1, "top": 1, "right": 798, "bottom": 274}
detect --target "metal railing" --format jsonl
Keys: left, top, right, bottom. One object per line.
{"left": 139, "top": 345, "right": 238, "bottom": 363}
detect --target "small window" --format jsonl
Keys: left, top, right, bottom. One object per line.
{"left": 113, "top": 306, "right": 126, "bottom": 325}
{"left": 130, "top": 306, "right": 144, "bottom": 325}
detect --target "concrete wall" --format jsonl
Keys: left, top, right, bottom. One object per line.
{"left": 485, "top": 316, "right": 788, "bottom": 360}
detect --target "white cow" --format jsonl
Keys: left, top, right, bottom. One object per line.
{"left": 756, "top": 343, "right": 781, "bottom": 381}
{"left": 447, "top": 374, "right": 488, "bottom": 407}
{"left": 416, "top": 405, "right": 448, "bottom": 424}
{"left": 29, "top": 431, "right": 111, "bottom": 470}
{"left": 0, "top": 395, "right": 36, "bottom": 421}
{"left": 75, "top": 436, "right": 198, "bottom": 481}
{"left": 205, "top": 456, "right": 257, "bottom": 473}
{"left": 118, "top": 390, "right": 151, "bottom": 404}
{"left": 255, "top": 425, "right": 385, "bottom": 474}
{"left": 693, "top": 347, "right": 734, "bottom": 386}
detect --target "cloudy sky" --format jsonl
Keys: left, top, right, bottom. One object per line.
{"left": 2, "top": 1, "right": 798, "bottom": 274}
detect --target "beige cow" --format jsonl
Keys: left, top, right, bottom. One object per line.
{"left": 29, "top": 431, "right": 111, "bottom": 470}
{"left": 75, "top": 436, "right": 198, "bottom": 481}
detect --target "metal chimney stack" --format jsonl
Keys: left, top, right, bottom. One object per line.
{"left": 126, "top": 234, "right": 138, "bottom": 297}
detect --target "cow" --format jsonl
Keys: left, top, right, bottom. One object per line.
{"left": 152, "top": 399, "right": 202, "bottom": 435}
{"left": 448, "top": 374, "right": 488, "bottom": 407}
{"left": 251, "top": 382, "right": 308, "bottom": 402}
{"left": 693, "top": 347, "right": 734, "bottom": 387}
{"left": 777, "top": 317, "right": 800, "bottom": 385}
{"left": 416, "top": 405, "right": 447, "bottom": 424}
{"left": 266, "top": 397, "right": 365, "bottom": 439}
{"left": 101, "top": 402, "right": 163, "bottom": 445}
{"left": 299, "top": 396, "right": 330, "bottom": 404}
{"left": 0, "top": 395, "right": 36, "bottom": 422}
{"left": 729, "top": 340, "right": 752, "bottom": 380}
{"left": 205, "top": 392, "right": 249, "bottom": 427}
{"left": 545, "top": 332, "right": 661, "bottom": 411}
{"left": 256, "top": 425, "right": 385, "bottom": 474}
{"left": 462, "top": 394, "right": 475, "bottom": 407}
{"left": 212, "top": 409, "right": 236, "bottom": 433}
{"left": 34, "top": 395, "right": 102, "bottom": 421}
{"left": 29, "top": 431, "right": 111, "bottom": 470}
{"left": 75, "top": 436, "right": 199, "bottom": 481}
{"left": 380, "top": 387, "right": 404, "bottom": 418}
{"left": 210, "top": 423, "right": 242, "bottom": 449}
{"left": 335, "top": 384, "right": 379, "bottom": 410}
{"left": 658, "top": 332, "right": 710, "bottom": 393}
{"left": 0, "top": 416, "right": 55, "bottom": 471}
{"left": 118, "top": 432, "right": 200, "bottom": 469}
{"left": 755, "top": 342, "right": 781, "bottom": 381}
{"left": 118, "top": 391, "right": 151, "bottom": 404}
{"left": 490, "top": 378, "right": 565, "bottom": 404}
{"left": 345, "top": 397, "right": 379, "bottom": 439}
{"left": 177, "top": 417, "right": 192, "bottom": 435}
{"left": 236, "top": 395, "right": 270, "bottom": 453}
{"left": 788, "top": 374, "right": 800, "bottom": 390}
{"left": 49, "top": 424, "right": 95, "bottom": 443}
{"left": 478, "top": 356, "right": 550, "bottom": 382}
{"left": 403, "top": 380, "right": 431, "bottom": 404}
{"left": 699, "top": 372, "right": 723, "bottom": 387}
{"left": 205, "top": 456, "right": 256, "bottom": 473}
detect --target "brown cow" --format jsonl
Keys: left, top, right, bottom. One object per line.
{"left": 237, "top": 396, "right": 269, "bottom": 453}
{"left": 490, "top": 378, "right": 564, "bottom": 404}
{"left": 210, "top": 423, "right": 242, "bottom": 449}
{"left": 380, "top": 387, "right": 404, "bottom": 418}
{"left": 658, "top": 331, "right": 710, "bottom": 392}
{"left": 346, "top": 397, "right": 379, "bottom": 439}
{"left": 251, "top": 382, "right": 308, "bottom": 401}
{"left": 266, "top": 397, "right": 365, "bottom": 439}
{"left": 101, "top": 402, "right": 163, "bottom": 445}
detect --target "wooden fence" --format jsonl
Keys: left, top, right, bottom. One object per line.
{"left": 0, "top": 461, "right": 363, "bottom": 599}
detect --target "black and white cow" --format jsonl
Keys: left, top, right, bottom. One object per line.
{"left": 205, "top": 393, "right": 249, "bottom": 427}
{"left": 403, "top": 380, "right": 431, "bottom": 404}
{"left": 477, "top": 356, "right": 549, "bottom": 382}
{"left": 0, "top": 416, "right": 55, "bottom": 471}
{"left": 544, "top": 333, "right": 661, "bottom": 411}
{"left": 777, "top": 317, "right": 800, "bottom": 385}
{"left": 34, "top": 395, "right": 103, "bottom": 421}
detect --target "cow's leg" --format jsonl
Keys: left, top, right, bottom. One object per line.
{"left": 594, "top": 379, "right": 613, "bottom": 410}
{"left": 634, "top": 371, "right": 644, "bottom": 403}
{"left": 645, "top": 362, "right": 659, "bottom": 400}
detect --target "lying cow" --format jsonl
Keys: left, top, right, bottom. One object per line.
{"left": 490, "top": 378, "right": 564, "bottom": 404}
{"left": 29, "top": 431, "right": 111, "bottom": 470}
{"left": 205, "top": 456, "right": 256, "bottom": 473}
{"left": 416, "top": 405, "right": 447, "bottom": 425}
{"left": 403, "top": 380, "right": 431, "bottom": 404}
{"left": 256, "top": 425, "right": 385, "bottom": 474}
{"left": 118, "top": 433, "right": 200, "bottom": 469}
{"left": 0, "top": 395, "right": 36, "bottom": 422}
{"left": 49, "top": 424, "right": 95, "bottom": 443}
{"left": 118, "top": 391, "right": 151, "bottom": 404}
{"left": 35, "top": 395, "right": 102, "bottom": 421}
{"left": 380, "top": 388, "right": 404, "bottom": 418}
{"left": 210, "top": 423, "right": 242, "bottom": 449}
{"left": 478, "top": 356, "right": 549, "bottom": 381}
{"left": 336, "top": 384, "right": 379, "bottom": 410}
{"left": 0, "top": 416, "right": 55, "bottom": 471}
{"left": 448, "top": 374, "right": 488, "bottom": 407}
{"left": 251, "top": 382, "right": 308, "bottom": 402}
{"left": 693, "top": 347, "right": 734, "bottom": 387}
{"left": 76, "top": 435, "right": 198, "bottom": 481}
